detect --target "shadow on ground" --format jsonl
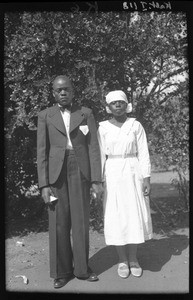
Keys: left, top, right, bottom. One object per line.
{"left": 89, "top": 233, "right": 189, "bottom": 276}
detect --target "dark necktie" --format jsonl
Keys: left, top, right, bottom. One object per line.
{"left": 59, "top": 104, "right": 71, "bottom": 112}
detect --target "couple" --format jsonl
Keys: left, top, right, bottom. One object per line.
{"left": 37, "top": 75, "right": 153, "bottom": 289}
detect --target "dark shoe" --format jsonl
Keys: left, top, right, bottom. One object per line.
{"left": 54, "top": 276, "right": 73, "bottom": 289}
{"left": 77, "top": 271, "right": 99, "bottom": 282}
{"left": 86, "top": 272, "right": 99, "bottom": 282}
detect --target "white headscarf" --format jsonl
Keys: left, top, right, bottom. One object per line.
{"left": 105, "top": 90, "right": 132, "bottom": 113}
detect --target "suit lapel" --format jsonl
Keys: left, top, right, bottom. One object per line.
{"left": 70, "top": 106, "right": 85, "bottom": 133}
{"left": 47, "top": 104, "right": 85, "bottom": 134}
{"left": 48, "top": 105, "right": 66, "bottom": 135}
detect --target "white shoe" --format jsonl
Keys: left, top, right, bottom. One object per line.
{"left": 130, "top": 264, "right": 143, "bottom": 277}
{"left": 118, "top": 262, "right": 130, "bottom": 278}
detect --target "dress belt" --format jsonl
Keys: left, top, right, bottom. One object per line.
{"left": 65, "top": 149, "right": 75, "bottom": 156}
{"left": 107, "top": 153, "right": 136, "bottom": 159}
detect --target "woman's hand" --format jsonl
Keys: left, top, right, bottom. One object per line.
{"left": 143, "top": 177, "right": 151, "bottom": 196}
{"left": 91, "top": 182, "right": 104, "bottom": 200}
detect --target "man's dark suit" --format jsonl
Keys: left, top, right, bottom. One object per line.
{"left": 37, "top": 104, "right": 101, "bottom": 279}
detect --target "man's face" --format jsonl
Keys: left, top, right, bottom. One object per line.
{"left": 52, "top": 77, "right": 74, "bottom": 107}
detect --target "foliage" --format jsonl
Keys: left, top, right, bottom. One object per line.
{"left": 171, "top": 172, "right": 189, "bottom": 211}
{"left": 4, "top": 11, "right": 189, "bottom": 219}
{"left": 148, "top": 81, "right": 188, "bottom": 164}
{"left": 90, "top": 195, "right": 104, "bottom": 232}
{"left": 148, "top": 80, "right": 189, "bottom": 209}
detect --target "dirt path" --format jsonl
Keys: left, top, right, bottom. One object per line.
{"left": 5, "top": 228, "right": 189, "bottom": 294}
{"left": 5, "top": 171, "right": 189, "bottom": 294}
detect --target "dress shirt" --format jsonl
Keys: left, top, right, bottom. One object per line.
{"left": 60, "top": 108, "right": 73, "bottom": 150}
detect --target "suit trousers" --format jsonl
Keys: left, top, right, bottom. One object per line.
{"left": 48, "top": 150, "right": 90, "bottom": 279}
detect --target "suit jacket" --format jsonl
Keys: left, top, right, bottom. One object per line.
{"left": 37, "top": 104, "right": 102, "bottom": 189}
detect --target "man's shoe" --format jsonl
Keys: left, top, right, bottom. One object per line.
{"left": 86, "top": 272, "right": 99, "bottom": 282}
{"left": 77, "top": 271, "right": 99, "bottom": 282}
{"left": 54, "top": 276, "right": 73, "bottom": 289}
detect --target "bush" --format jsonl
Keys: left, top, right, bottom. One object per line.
{"left": 171, "top": 168, "right": 189, "bottom": 211}
{"left": 89, "top": 194, "right": 104, "bottom": 232}
{"left": 4, "top": 12, "right": 188, "bottom": 224}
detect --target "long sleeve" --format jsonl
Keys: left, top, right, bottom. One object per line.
{"left": 135, "top": 122, "right": 151, "bottom": 178}
{"left": 86, "top": 110, "right": 102, "bottom": 182}
{"left": 37, "top": 111, "right": 50, "bottom": 188}
{"left": 97, "top": 125, "right": 107, "bottom": 182}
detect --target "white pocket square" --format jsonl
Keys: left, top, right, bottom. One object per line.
{"left": 79, "top": 125, "right": 89, "bottom": 135}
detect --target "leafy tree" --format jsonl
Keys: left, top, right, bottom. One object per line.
{"left": 4, "top": 11, "right": 189, "bottom": 221}
{"left": 148, "top": 80, "right": 189, "bottom": 209}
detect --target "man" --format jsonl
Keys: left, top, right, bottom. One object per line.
{"left": 37, "top": 75, "right": 103, "bottom": 288}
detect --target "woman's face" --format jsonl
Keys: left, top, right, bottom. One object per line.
{"left": 108, "top": 100, "right": 127, "bottom": 116}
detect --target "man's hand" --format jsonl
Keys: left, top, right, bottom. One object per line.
{"left": 143, "top": 177, "right": 151, "bottom": 196}
{"left": 91, "top": 182, "right": 104, "bottom": 200}
{"left": 41, "top": 187, "right": 52, "bottom": 204}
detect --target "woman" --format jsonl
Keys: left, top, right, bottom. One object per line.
{"left": 98, "top": 90, "right": 153, "bottom": 278}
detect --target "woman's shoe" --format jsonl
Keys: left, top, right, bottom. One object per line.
{"left": 129, "top": 263, "right": 143, "bottom": 277}
{"left": 117, "top": 262, "right": 130, "bottom": 278}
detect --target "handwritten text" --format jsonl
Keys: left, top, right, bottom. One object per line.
{"left": 123, "top": 1, "right": 172, "bottom": 11}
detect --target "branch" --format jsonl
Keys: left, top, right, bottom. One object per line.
{"left": 164, "top": 67, "right": 188, "bottom": 81}
{"left": 145, "top": 64, "right": 187, "bottom": 99}
{"left": 154, "top": 82, "right": 179, "bottom": 95}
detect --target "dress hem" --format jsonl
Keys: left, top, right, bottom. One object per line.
{"left": 105, "top": 233, "right": 153, "bottom": 246}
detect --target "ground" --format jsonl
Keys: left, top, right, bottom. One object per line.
{"left": 5, "top": 171, "right": 189, "bottom": 294}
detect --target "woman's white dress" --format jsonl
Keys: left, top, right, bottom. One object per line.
{"left": 98, "top": 118, "right": 153, "bottom": 246}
